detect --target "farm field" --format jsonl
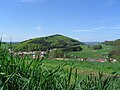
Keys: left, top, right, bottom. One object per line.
{"left": 0, "top": 42, "right": 120, "bottom": 89}
{"left": 68, "top": 44, "right": 114, "bottom": 58}
{"left": 0, "top": 49, "right": 120, "bottom": 89}
{"left": 43, "top": 59, "right": 120, "bottom": 75}
{"left": 26, "top": 59, "right": 120, "bottom": 88}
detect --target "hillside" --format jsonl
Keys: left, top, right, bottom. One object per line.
{"left": 14, "top": 34, "right": 84, "bottom": 51}
{"left": 102, "top": 39, "right": 120, "bottom": 62}
{"left": 102, "top": 39, "right": 120, "bottom": 46}
{"left": 83, "top": 42, "right": 100, "bottom": 45}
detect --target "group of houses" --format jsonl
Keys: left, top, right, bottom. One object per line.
{"left": 9, "top": 49, "right": 46, "bottom": 59}
{"left": 8, "top": 49, "right": 117, "bottom": 62}
{"left": 78, "top": 58, "right": 117, "bottom": 63}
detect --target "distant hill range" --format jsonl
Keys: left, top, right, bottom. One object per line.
{"left": 14, "top": 34, "right": 84, "bottom": 51}
{"left": 83, "top": 42, "right": 100, "bottom": 45}
{"left": 102, "top": 39, "right": 120, "bottom": 46}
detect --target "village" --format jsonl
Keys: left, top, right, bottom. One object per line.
{"left": 8, "top": 49, "right": 117, "bottom": 63}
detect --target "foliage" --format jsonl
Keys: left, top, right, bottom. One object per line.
{"left": 48, "top": 46, "right": 82, "bottom": 58}
{"left": 68, "top": 44, "right": 113, "bottom": 58}
{"left": 44, "top": 59, "right": 120, "bottom": 74}
{"left": 14, "top": 34, "right": 84, "bottom": 52}
{"left": 63, "top": 46, "right": 82, "bottom": 52}
{"left": 102, "top": 39, "right": 120, "bottom": 61}
{"left": 48, "top": 49, "right": 65, "bottom": 58}
{"left": 102, "top": 39, "right": 120, "bottom": 46}
{"left": 108, "top": 43, "right": 120, "bottom": 62}
{"left": 92, "top": 44, "right": 102, "bottom": 50}
{"left": 77, "top": 72, "right": 119, "bottom": 90}
{"left": 0, "top": 45, "right": 120, "bottom": 90}
{"left": 0, "top": 47, "right": 76, "bottom": 90}
{"left": 108, "top": 49, "right": 120, "bottom": 62}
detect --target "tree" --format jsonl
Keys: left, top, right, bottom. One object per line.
{"left": 108, "top": 49, "right": 120, "bottom": 62}
{"left": 62, "top": 46, "right": 82, "bottom": 52}
{"left": 48, "top": 49, "right": 64, "bottom": 58}
{"left": 92, "top": 45, "right": 102, "bottom": 50}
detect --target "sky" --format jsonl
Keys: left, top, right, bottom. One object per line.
{"left": 0, "top": 0, "right": 120, "bottom": 42}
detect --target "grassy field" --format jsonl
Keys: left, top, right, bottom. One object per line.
{"left": 67, "top": 44, "right": 114, "bottom": 58}
{"left": 1, "top": 55, "right": 120, "bottom": 89}
{"left": 1, "top": 43, "right": 9, "bottom": 49}
{"left": 43, "top": 59, "right": 120, "bottom": 74}
{"left": 0, "top": 44, "right": 120, "bottom": 89}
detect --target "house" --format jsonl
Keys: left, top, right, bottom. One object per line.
{"left": 14, "top": 50, "right": 46, "bottom": 59}
{"left": 97, "top": 59, "right": 106, "bottom": 62}
{"left": 109, "top": 58, "right": 117, "bottom": 62}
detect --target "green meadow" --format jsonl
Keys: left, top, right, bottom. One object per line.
{"left": 43, "top": 59, "right": 120, "bottom": 75}
{"left": 0, "top": 43, "right": 120, "bottom": 89}
{"left": 68, "top": 44, "right": 114, "bottom": 58}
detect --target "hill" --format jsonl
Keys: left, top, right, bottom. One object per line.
{"left": 67, "top": 44, "right": 113, "bottom": 58}
{"left": 102, "top": 39, "right": 120, "bottom": 62}
{"left": 102, "top": 39, "right": 120, "bottom": 46}
{"left": 83, "top": 42, "right": 100, "bottom": 45}
{"left": 14, "top": 34, "right": 84, "bottom": 51}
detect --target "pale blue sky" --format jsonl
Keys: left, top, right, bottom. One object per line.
{"left": 0, "top": 0, "right": 120, "bottom": 42}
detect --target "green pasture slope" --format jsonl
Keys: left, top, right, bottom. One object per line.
{"left": 68, "top": 44, "right": 114, "bottom": 58}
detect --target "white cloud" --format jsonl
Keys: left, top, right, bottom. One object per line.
{"left": 95, "top": 25, "right": 120, "bottom": 30}
{"left": 73, "top": 29, "right": 94, "bottom": 32}
{"left": 91, "top": 27, "right": 105, "bottom": 30}
{"left": 73, "top": 26, "right": 105, "bottom": 33}
{"left": 73, "top": 25, "right": 120, "bottom": 33}
{"left": 35, "top": 26, "right": 43, "bottom": 31}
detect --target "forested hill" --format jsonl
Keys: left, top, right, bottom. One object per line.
{"left": 14, "top": 34, "right": 84, "bottom": 51}
{"left": 102, "top": 39, "right": 120, "bottom": 46}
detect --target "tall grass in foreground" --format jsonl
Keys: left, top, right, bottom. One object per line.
{"left": 0, "top": 47, "right": 120, "bottom": 90}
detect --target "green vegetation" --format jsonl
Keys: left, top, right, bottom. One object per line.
{"left": 0, "top": 47, "right": 120, "bottom": 90}
{"left": 44, "top": 60, "right": 120, "bottom": 74}
{"left": 68, "top": 44, "right": 113, "bottom": 58}
{"left": 0, "top": 42, "right": 9, "bottom": 49}
{"left": 1, "top": 36, "right": 120, "bottom": 89}
{"left": 14, "top": 34, "right": 84, "bottom": 52}
{"left": 92, "top": 44, "right": 102, "bottom": 50}
{"left": 48, "top": 49, "right": 65, "bottom": 58}
{"left": 103, "top": 39, "right": 120, "bottom": 62}
{"left": 108, "top": 49, "right": 120, "bottom": 62}
{"left": 102, "top": 39, "right": 120, "bottom": 46}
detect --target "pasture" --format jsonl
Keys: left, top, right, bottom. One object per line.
{"left": 43, "top": 59, "right": 120, "bottom": 75}
{"left": 67, "top": 44, "right": 114, "bottom": 58}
